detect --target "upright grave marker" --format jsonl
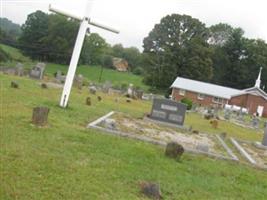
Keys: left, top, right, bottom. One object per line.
{"left": 49, "top": 3, "right": 119, "bottom": 108}
{"left": 149, "top": 98, "right": 187, "bottom": 126}
{"left": 29, "top": 63, "right": 46, "bottom": 79}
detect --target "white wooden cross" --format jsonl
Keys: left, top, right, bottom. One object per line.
{"left": 49, "top": 2, "right": 119, "bottom": 108}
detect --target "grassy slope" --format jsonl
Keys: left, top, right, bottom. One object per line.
{"left": 0, "top": 43, "right": 148, "bottom": 90}
{"left": 0, "top": 44, "right": 31, "bottom": 63}
{"left": 1, "top": 74, "right": 267, "bottom": 200}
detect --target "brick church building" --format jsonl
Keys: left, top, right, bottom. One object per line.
{"left": 171, "top": 68, "right": 267, "bottom": 117}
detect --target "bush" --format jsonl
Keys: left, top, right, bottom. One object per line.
{"left": 132, "top": 67, "right": 144, "bottom": 75}
{"left": 101, "top": 54, "right": 113, "bottom": 68}
{"left": 181, "top": 98, "right": 193, "bottom": 110}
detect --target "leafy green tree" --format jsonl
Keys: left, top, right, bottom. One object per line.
{"left": 143, "top": 14, "right": 213, "bottom": 89}
{"left": 42, "top": 14, "right": 79, "bottom": 64}
{"left": 123, "top": 47, "right": 142, "bottom": 70}
{"left": 217, "top": 28, "right": 249, "bottom": 88}
{"left": 111, "top": 44, "right": 124, "bottom": 58}
{"left": 19, "top": 11, "right": 49, "bottom": 60}
{"left": 208, "top": 23, "right": 234, "bottom": 46}
{"left": 80, "top": 33, "right": 108, "bottom": 65}
{"left": 0, "top": 18, "right": 21, "bottom": 44}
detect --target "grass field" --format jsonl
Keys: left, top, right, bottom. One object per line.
{"left": 0, "top": 43, "right": 148, "bottom": 91}
{"left": 1, "top": 74, "right": 267, "bottom": 200}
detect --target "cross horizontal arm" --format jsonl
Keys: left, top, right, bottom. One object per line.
{"left": 49, "top": 4, "right": 82, "bottom": 21}
{"left": 88, "top": 20, "right": 119, "bottom": 34}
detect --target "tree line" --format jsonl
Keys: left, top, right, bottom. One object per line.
{"left": 0, "top": 11, "right": 266, "bottom": 92}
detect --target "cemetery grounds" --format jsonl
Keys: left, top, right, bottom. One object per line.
{"left": 1, "top": 73, "right": 267, "bottom": 199}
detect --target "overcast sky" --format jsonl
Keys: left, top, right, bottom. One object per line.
{"left": 1, "top": 0, "right": 267, "bottom": 50}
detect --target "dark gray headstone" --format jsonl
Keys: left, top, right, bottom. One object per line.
{"left": 262, "top": 126, "right": 267, "bottom": 146}
{"left": 149, "top": 98, "right": 187, "bottom": 126}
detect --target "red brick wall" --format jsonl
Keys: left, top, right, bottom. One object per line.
{"left": 171, "top": 88, "right": 227, "bottom": 107}
{"left": 229, "top": 94, "right": 267, "bottom": 117}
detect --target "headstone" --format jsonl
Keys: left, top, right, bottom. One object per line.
{"left": 196, "top": 143, "right": 209, "bottom": 152}
{"left": 264, "top": 121, "right": 267, "bottom": 128}
{"left": 108, "top": 88, "right": 122, "bottom": 96}
{"left": 134, "top": 89, "right": 143, "bottom": 99}
{"left": 262, "top": 126, "right": 267, "bottom": 146}
{"left": 11, "top": 81, "right": 19, "bottom": 88}
{"left": 140, "top": 182, "right": 162, "bottom": 200}
{"left": 127, "top": 83, "right": 134, "bottom": 98}
{"left": 149, "top": 98, "right": 187, "bottom": 126}
{"left": 3, "top": 67, "right": 16, "bottom": 75}
{"left": 89, "top": 86, "right": 97, "bottom": 95}
{"left": 224, "top": 109, "right": 231, "bottom": 120}
{"left": 73, "top": 74, "right": 83, "bottom": 89}
{"left": 165, "top": 142, "right": 184, "bottom": 160}
{"left": 29, "top": 63, "right": 46, "bottom": 79}
{"left": 15, "top": 63, "right": 24, "bottom": 76}
{"left": 102, "top": 81, "right": 112, "bottom": 93}
{"left": 213, "top": 107, "right": 219, "bottom": 118}
{"left": 55, "top": 70, "right": 65, "bottom": 83}
{"left": 32, "top": 107, "right": 49, "bottom": 126}
{"left": 97, "top": 96, "right": 102, "bottom": 101}
{"left": 41, "top": 83, "right": 48, "bottom": 89}
{"left": 251, "top": 117, "right": 260, "bottom": 128}
{"left": 237, "top": 112, "right": 245, "bottom": 122}
{"left": 210, "top": 119, "right": 218, "bottom": 129}
{"left": 86, "top": 97, "right": 91, "bottom": 106}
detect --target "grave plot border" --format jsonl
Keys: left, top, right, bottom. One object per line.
{"left": 87, "top": 111, "right": 240, "bottom": 162}
{"left": 230, "top": 138, "right": 267, "bottom": 169}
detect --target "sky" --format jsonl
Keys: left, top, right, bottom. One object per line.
{"left": 1, "top": 0, "right": 267, "bottom": 50}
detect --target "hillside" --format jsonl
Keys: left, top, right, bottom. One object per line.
{"left": 0, "top": 44, "right": 148, "bottom": 90}
{"left": 1, "top": 74, "right": 267, "bottom": 199}
{"left": 0, "top": 17, "right": 21, "bottom": 38}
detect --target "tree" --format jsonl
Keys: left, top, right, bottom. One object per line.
{"left": 42, "top": 14, "right": 79, "bottom": 64}
{"left": 0, "top": 17, "right": 21, "bottom": 45}
{"left": 143, "top": 14, "right": 213, "bottom": 89}
{"left": 80, "top": 33, "right": 108, "bottom": 65}
{"left": 217, "top": 28, "right": 249, "bottom": 88}
{"left": 19, "top": 11, "right": 49, "bottom": 60}
{"left": 123, "top": 47, "right": 142, "bottom": 70}
{"left": 208, "top": 23, "right": 234, "bottom": 46}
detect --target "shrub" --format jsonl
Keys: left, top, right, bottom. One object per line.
{"left": 132, "top": 67, "right": 144, "bottom": 75}
{"left": 181, "top": 98, "right": 193, "bottom": 110}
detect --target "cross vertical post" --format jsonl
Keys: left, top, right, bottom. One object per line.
{"left": 49, "top": 3, "right": 119, "bottom": 108}
{"left": 59, "top": 19, "right": 88, "bottom": 107}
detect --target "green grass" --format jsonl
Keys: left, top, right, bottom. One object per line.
{"left": 185, "top": 112, "right": 263, "bottom": 141}
{"left": 45, "top": 63, "right": 149, "bottom": 90}
{"left": 1, "top": 74, "right": 267, "bottom": 200}
{"left": 0, "top": 44, "right": 31, "bottom": 63}
{"left": 0, "top": 43, "right": 148, "bottom": 91}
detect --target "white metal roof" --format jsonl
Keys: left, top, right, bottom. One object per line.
{"left": 231, "top": 87, "right": 267, "bottom": 100}
{"left": 170, "top": 77, "right": 241, "bottom": 99}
